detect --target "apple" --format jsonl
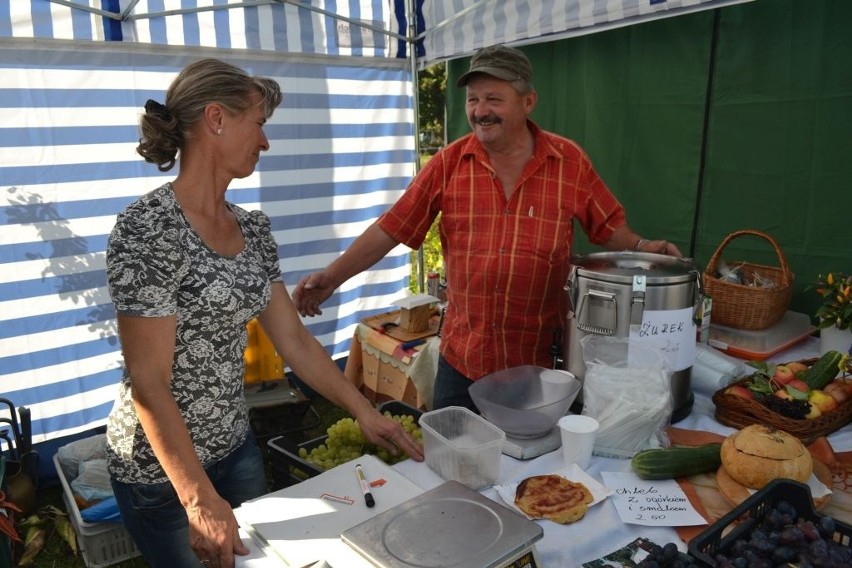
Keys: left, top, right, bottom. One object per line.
{"left": 804, "top": 402, "right": 823, "bottom": 420}
{"left": 808, "top": 389, "right": 839, "bottom": 414}
{"left": 725, "top": 385, "right": 754, "bottom": 400}
{"left": 786, "top": 361, "right": 809, "bottom": 376}
{"left": 774, "top": 389, "right": 793, "bottom": 400}
{"left": 772, "top": 365, "right": 796, "bottom": 386}
{"left": 824, "top": 381, "right": 850, "bottom": 405}
{"left": 786, "top": 379, "right": 810, "bottom": 394}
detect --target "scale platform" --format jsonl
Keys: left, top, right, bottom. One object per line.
{"left": 342, "top": 480, "right": 544, "bottom": 568}
{"left": 502, "top": 426, "right": 561, "bottom": 460}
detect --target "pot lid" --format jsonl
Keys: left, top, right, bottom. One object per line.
{"left": 571, "top": 251, "right": 699, "bottom": 286}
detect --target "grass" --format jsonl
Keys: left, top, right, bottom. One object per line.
{"left": 25, "top": 396, "right": 347, "bottom": 568}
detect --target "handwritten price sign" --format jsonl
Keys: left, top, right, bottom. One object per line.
{"left": 600, "top": 472, "right": 708, "bottom": 527}
{"left": 628, "top": 307, "right": 697, "bottom": 372}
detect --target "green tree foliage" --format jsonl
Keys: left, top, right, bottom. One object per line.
{"left": 409, "top": 64, "right": 446, "bottom": 293}
{"left": 417, "top": 63, "right": 446, "bottom": 152}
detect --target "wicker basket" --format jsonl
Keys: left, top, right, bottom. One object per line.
{"left": 712, "top": 358, "right": 852, "bottom": 444}
{"left": 704, "top": 229, "right": 793, "bottom": 330}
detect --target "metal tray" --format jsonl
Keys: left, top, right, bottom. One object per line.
{"left": 342, "top": 480, "right": 543, "bottom": 568}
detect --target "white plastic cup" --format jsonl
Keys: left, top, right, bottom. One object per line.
{"left": 557, "top": 414, "right": 599, "bottom": 470}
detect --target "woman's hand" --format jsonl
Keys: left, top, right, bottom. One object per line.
{"left": 186, "top": 494, "right": 249, "bottom": 568}
{"left": 356, "top": 408, "right": 425, "bottom": 463}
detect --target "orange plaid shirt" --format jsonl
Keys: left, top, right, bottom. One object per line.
{"left": 378, "top": 122, "right": 625, "bottom": 380}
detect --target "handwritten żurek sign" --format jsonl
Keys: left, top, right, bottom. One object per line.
{"left": 600, "top": 471, "right": 708, "bottom": 527}
{"left": 628, "top": 307, "right": 696, "bottom": 372}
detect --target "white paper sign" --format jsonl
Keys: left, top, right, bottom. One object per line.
{"left": 600, "top": 471, "right": 707, "bottom": 527}
{"left": 629, "top": 307, "right": 696, "bottom": 372}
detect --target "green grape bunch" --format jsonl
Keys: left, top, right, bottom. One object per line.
{"left": 298, "top": 412, "right": 423, "bottom": 470}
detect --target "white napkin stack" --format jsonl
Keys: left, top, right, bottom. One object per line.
{"left": 691, "top": 343, "right": 748, "bottom": 396}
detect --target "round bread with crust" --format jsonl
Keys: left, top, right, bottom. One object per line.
{"left": 720, "top": 424, "right": 812, "bottom": 489}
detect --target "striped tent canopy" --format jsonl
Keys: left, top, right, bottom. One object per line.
{"left": 2, "top": 0, "right": 751, "bottom": 445}
{"left": 414, "top": 0, "right": 753, "bottom": 65}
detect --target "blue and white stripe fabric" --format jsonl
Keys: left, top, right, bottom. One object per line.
{"left": 0, "top": 41, "right": 415, "bottom": 443}
{"left": 1, "top": 1, "right": 756, "bottom": 64}
{"left": 2, "top": 0, "right": 397, "bottom": 57}
{"left": 1, "top": 0, "right": 752, "bottom": 443}
{"left": 411, "top": 0, "right": 754, "bottom": 65}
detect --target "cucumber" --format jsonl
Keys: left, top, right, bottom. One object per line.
{"left": 802, "top": 350, "right": 844, "bottom": 391}
{"left": 631, "top": 443, "right": 722, "bottom": 480}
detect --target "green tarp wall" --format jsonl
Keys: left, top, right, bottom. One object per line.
{"left": 446, "top": 0, "right": 851, "bottom": 322}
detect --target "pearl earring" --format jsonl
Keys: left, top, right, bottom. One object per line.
{"left": 216, "top": 128, "right": 222, "bottom": 135}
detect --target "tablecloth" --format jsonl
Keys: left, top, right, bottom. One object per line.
{"left": 236, "top": 335, "right": 852, "bottom": 567}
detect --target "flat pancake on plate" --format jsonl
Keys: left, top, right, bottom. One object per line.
{"left": 514, "top": 474, "right": 593, "bottom": 524}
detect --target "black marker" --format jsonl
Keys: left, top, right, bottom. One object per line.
{"left": 355, "top": 463, "right": 375, "bottom": 508}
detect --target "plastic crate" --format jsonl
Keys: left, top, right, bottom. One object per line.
{"left": 267, "top": 401, "right": 422, "bottom": 488}
{"left": 53, "top": 453, "right": 141, "bottom": 568}
{"left": 688, "top": 479, "right": 852, "bottom": 567}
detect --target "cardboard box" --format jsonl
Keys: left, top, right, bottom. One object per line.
{"left": 360, "top": 348, "right": 424, "bottom": 410}
{"left": 399, "top": 304, "right": 433, "bottom": 332}
{"left": 392, "top": 294, "right": 439, "bottom": 333}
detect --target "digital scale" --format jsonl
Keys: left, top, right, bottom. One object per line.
{"left": 342, "top": 480, "right": 544, "bottom": 568}
{"left": 502, "top": 426, "right": 562, "bottom": 460}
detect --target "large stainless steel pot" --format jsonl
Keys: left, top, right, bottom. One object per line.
{"left": 563, "top": 251, "right": 703, "bottom": 423}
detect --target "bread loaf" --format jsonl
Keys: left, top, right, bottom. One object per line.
{"left": 720, "top": 424, "right": 812, "bottom": 489}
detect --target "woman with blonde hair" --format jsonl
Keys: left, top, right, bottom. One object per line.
{"left": 106, "top": 58, "right": 423, "bottom": 568}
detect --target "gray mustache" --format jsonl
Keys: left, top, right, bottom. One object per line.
{"left": 473, "top": 116, "right": 501, "bottom": 125}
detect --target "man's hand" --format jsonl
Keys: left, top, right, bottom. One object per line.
{"left": 639, "top": 238, "right": 683, "bottom": 257}
{"left": 292, "top": 272, "right": 336, "bottom": 317}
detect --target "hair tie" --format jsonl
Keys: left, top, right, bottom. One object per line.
{"left": 145, "top": 99, "right": 173, "bottom": 121}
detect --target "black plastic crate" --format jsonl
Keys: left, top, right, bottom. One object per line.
{"left": 688, "top": 479, "right": 852, "bottom": 567}
{"left": 377, "top": 400, "right": 423, "bottom": 422}
{"left": 267, "top": 401, "right": 422, "bottom": 489}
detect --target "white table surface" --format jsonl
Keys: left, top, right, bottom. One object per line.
{"left": 236, "top": 336, "right": 852, "bottom": 567}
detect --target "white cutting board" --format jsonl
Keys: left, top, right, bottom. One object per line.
{"left": 235, "top": 454, "right": 424, "bottom": 568}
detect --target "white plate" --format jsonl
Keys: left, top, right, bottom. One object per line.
{"left": 493, "top": 463, "right": 613, "bottom": 520}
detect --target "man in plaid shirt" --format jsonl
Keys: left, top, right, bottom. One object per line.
{"left": 295, "top": 44, "right": 681, "bottom": 410}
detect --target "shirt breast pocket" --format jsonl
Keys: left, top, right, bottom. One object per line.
{"left": 516, "top": 207, "right": 572, "bottom": 266}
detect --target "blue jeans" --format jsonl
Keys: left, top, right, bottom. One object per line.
{"left": 111, "top": 432, "right": 267, "bottom": 568}
{"left": 432, "top": 355, "right": 479, "bottom": 412}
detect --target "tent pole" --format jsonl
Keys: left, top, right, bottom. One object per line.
{"left": 407, "top": 0, "right": 426, "bottom": 294}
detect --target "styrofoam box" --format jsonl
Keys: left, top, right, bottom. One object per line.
{"left": 419, "top": 406, "right": 505, "bottom": 491}
{"left": 53, "top": 453, "right": 140, "bottom": 567}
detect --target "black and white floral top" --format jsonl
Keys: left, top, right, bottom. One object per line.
{"left": 105, "top": 183, "right": 281, "bottom": 484}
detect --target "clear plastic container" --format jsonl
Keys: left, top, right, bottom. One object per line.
{"left": 419, "top": 406, "right": 505, "bottom": 490}
{"left": 708, "top": 311, "right": 815, "bottom": 360}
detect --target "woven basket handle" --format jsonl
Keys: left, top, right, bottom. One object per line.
{"left": 705, "top": 229, "right": 792, "bottom": 286}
